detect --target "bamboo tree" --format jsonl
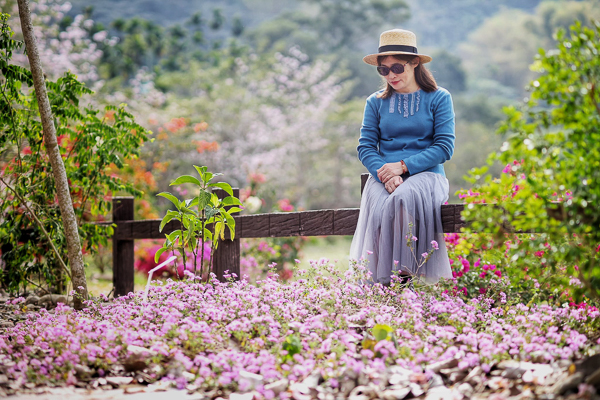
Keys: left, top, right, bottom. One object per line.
{"left": 16, "top": 0, "right": 88, "bottom": 309}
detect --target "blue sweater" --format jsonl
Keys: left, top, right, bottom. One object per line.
{"left": 357, "top": 87, "right": 455, "bottom": 183}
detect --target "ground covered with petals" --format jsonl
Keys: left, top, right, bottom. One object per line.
{"left": 1, "top": 264, "right": 599, "bottom": 398}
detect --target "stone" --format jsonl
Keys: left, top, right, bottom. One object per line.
{"left": 291, "top": 382, "right": 312, "bottom": 400}
{"left": 409, "top": 372, "right": 428, "bottom": 385}
{"left": 123, "top": 345, "right": 157, "bottom": 372}
{"left": 239, "top": 370, "right": 264, "bottom": 391}
{"left": 39, "top": 294, "right": 62, "bottom": 305}
{"left": 25, "top": 296, "right": 40, "bottom": 305}
{"left": 457, "top": 382, "right": 473, "bottom": 398}
{"left": 388, "top": 374, "right": 409, "bottom": 386}
{"left": 317, "top": 389, "right": 335, "bottom": 400}
{"left": 230, "top": 392, "right": 255, "bottom": 400}
{"left": 426, "top": 358, "right": 459, "bottom": 373}
{"left": 340, "top": 377, "right": 357, "bottom": 396}
{"left": 576, "top": 354, "right": 600, "bottom": 376}
{"left": 381, "top": 387, "right": 411, "bottom": 400}
{"left": 464, "top": 365, "right": 483, "bottom": 384}
{"left": 302, "top": 372, "right": 321, "bottom": 389}
{"left": 424, "top": 386, "right": 453, "bottom": 400}
{"left": 429, "top": 373, "right": 444, "bottom": 388}
{"left": 105, "top": 376, "right": 134, "bottom": 386}
{"left": 551, "top": 371, "right": 584, "bottom": 395}
{"left": 73, "top": 364, "right": 92, "bottom": 379}
{"left": 341, "top": 367, "right": 359, "bottom": 381}
{"left": 440, "top": 368, "right": 467, "bottom": 383}
{"left": 182, "top": 371, "right": 195, "bottom": 382}
{"left": 0, "top": 321, "right": 13, "bottom": 329}
{"left": 409, "top": 382, "right": 424, "bottom": 397}
{"left": 264, "top": 379, "right": 289, "bottom": 395}
{"left": 585, "top": 367, "right": 600, "bottom": 388}
{"left": 349, "top": 385, "right": 376, "bottom": 398}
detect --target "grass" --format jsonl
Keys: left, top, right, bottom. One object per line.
{"left": 84, "top": 236, "right": 354, "bottom": 297}
{"left": 297, "top": 236, "right": 353, "bottom": 271}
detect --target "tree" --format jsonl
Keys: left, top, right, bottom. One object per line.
{"left": 462, "top": 20, "right": 600, "bottom": 301}
{"left": 16, "top": 0, "right": 87, "bottom": 308}
{"left": 1, "top": 11, "right": 149, "bottom": 301}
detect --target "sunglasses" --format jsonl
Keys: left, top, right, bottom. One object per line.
{"left": 377, "top": 62, "right": 409, "bottom": 76}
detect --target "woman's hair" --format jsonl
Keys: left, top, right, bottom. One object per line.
{"left": 376, "top": 54, "right": 437, "bottom": 99}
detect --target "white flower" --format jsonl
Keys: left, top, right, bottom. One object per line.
{"left": 243, "top": 196, "right": 262, "bottom": 213}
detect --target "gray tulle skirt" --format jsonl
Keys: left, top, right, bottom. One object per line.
{"left": 349, "top": 172, "right": 452, "bottom": 285}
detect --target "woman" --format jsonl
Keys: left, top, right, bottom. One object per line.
{"left": 350, "top": 28, "right": 454, "bottom": 286}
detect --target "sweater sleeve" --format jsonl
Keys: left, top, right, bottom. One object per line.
{"left": 403, "top": 89, "right": 455, "bottom": 175}
{"left": 357, "top": 96, "right": 386, "bottom": 183}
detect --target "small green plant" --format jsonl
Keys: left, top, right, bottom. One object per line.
{"left": 281, "top": 335, "right": 302, "bottom": 363}
{"left": 155, "top": 166, "right": 243, "bottom": 278}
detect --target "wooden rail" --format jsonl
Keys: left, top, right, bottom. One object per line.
{"left": 111, "top": 174, "right": 466, "bottom": 296}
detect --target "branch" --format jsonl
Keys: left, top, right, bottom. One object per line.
{"left": 590, "top": 83, "right": 600, "bottom": 117}
{"left": 0, "top": 176, "right": 72, "bottom": 280}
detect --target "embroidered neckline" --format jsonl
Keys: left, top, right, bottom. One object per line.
{"left": 389, "top": 90, "right": 421, "bottom": 118}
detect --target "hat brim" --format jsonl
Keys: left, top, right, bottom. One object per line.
{"left": 363, "top": 51, "right": 432, "bottom": 66}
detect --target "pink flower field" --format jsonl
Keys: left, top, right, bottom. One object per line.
{"left": 1, "top": 261, "right": 599, "bottom": 398}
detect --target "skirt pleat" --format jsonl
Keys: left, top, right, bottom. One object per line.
{"left": 349, "top": 172, "right": 452, "bottom": 285}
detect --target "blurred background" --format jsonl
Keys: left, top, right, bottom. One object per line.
{"left": 2, "top": 0, "right": 600, "bottom": 289}
{"left": 5, "top": 0, "right": 600, "bottom": 210}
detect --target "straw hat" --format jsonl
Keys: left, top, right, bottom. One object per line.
{"left": 363, "top": 29, "right": 432, "bottom": 65}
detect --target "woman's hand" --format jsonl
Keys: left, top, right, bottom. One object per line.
{"left": 384, "top": 175, "right": 403, "bottom": 194}
{"left": 377, "top": 162, "right": 405, "bottom": 183}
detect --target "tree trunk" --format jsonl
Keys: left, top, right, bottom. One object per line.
{"left": 17, "top": 0, "right": 88, "bottom": 309}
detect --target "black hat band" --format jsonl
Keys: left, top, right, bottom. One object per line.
{"left": 378, "top": 45, "right": 418, "bottom": 54}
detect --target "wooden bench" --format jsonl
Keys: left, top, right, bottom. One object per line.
{"left": 110, "top": 174, "right": 466, "bottom": 296}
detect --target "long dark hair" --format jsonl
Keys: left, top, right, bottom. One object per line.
{"left": 376, "top": 54, "right": 437, "bottom": 99}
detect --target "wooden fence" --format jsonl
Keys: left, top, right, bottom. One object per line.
{"left": 111, "top": 174, "right": 466, "bottom": 296}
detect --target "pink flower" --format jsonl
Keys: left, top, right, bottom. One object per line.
{"left": 431, "top": 240, "right": 439, "bottom": 250}
{"left": 461, "top": 258, "right": 470, "bottom": 273}
{"left": 277, "top": 199, "right": 294, "bottom": 212}
{"left": 479, "top": 272, "right": 486, "bottom": 278}
{"left": 494, "top": 270, "right": 502, "bottom": 277}
{"left": 479, "top": 287, "right": 487, "bottom": 294}
{"left": 421, "top": 252, "right": 429, "bottom": 259}
{"left": 412, "top": 236, "right": 418, "bottom": 242}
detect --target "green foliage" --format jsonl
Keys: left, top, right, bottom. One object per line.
{"left": 281, "top": 335, "right": 302, "bottom": 363}
{"left": 156, "top": 165, "right": 242, "bottom": 278}
{"left": 461, "top": 20, "right": 600, "bottom": 301}
{"left": 97, "top": 10, "right": 238, "bottom": 80}
{"left": 0, "top": 13, "right": 150, "bottom": 293}
{"left": 459, "top": 2, "right": 600, "bottom": 94}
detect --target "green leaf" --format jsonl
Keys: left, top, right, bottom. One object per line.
{"left": 282, "top": 335, "right": 302, "bottom": 356}
{"left": 154, "top": 247, "right": 167, "bottom": 263}
{"left": 170, "top": 175, "right": 202, "bottom": 186}
{"left": 198, "top": 190, "right": 212, "bottom": 209}
{"left": 372, "top": 324, "right": 393, "bottom": 341}
{"left": 209, "top": 182, "right": 233, "bottom": 196}
{"left": 159, "top": 210, "right": 180, "bottom": 232}
{"left": 205, "top": 206, "right": 219, "bottom": 219}
{"left": 193, "top": 165, "right": 208, "bottom": 176}
{"left": 157, "top": 192, "right": 181, "bottom": 208}
{"left": 221, "top": 196, "right": 243, "bottom": 206}
{"left": 167, "top": 230, "right": 182, "bottom": 243}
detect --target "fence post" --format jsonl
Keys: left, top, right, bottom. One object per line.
{"left": 212, "top": 188, "right": 240, "bottom": 282}
{"left": 112, "top": 197, "right": 134, "bottom": 297}
{"left": 361, "top": 173, "right": 369, "bottom": 196}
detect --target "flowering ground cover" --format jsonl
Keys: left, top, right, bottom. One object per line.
{"left": 1, "top": 261, "right": 599, "bottom": 399}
